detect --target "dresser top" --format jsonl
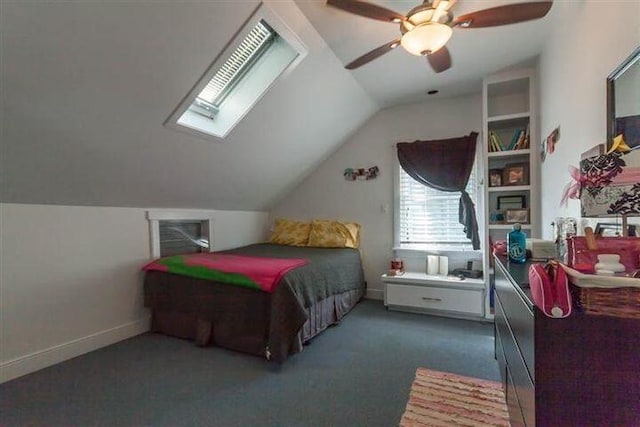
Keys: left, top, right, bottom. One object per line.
{"left": 494, "top": 255, "right": 534, "bottom": 308}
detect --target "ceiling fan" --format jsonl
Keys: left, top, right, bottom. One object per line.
{"left": 326, "top": 0, "right": 552, "bottom": 73}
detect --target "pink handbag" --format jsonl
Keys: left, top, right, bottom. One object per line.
{"left": 528, "top": 261, "right": 572, "bottom": 318}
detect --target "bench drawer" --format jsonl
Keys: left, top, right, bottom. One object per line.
{"left": 386, "top": 284, "right": 483, "bottom": 315}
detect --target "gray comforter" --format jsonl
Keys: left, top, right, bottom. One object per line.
{"left": 144, "top": 243, "right": 365, "bottom": 362}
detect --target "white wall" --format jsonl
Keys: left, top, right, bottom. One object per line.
{"left": 271, "top": 94, "right": 483, "bottom": 299}
{"left": 1, "top": 1, "right": 377, "bottom": 211}
{"left": 0, "top": 203, "right": 269, "bottom": 382}
{"left": 538, "top": 1, "right": 640, "bottom": 238}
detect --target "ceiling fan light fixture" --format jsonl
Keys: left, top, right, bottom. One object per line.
{"left": 400, "top": 22, "right": 452, "bottom": 56}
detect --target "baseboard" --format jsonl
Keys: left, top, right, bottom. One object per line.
{"left": 365, "top": 289, "right": 384, "bottom": 300}
{"left": 0, "top": 317, "right": 150, "bottom": 384}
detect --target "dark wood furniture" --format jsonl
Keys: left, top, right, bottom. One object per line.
{"left": 494, "top": 255, "right": 640, "bottom": 427}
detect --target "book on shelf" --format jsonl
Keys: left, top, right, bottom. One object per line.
{"left": 488, "top": 132, "right": 496, "bottom": 152}
{"left": 489, "top": 131, "right": 504, "bottom": 152}
{"left": 522, "top": 123, "right": 530, "bottom": 149}
{"left": 514, "top": 129, "right": 526, "bottom": 150}
{"left": 506, "top": 129, "right": 522, "bottom": 150}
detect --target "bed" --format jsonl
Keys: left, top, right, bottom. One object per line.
{"left": 143, "top": 243, "right": 365, "bottom": 362}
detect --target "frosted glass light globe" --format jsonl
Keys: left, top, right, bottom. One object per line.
{"left": 401, "top": 23, "right": 452, "bottom": 56}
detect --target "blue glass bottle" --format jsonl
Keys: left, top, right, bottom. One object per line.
{"left": 508, "top": 223, "right": 527, "bottom": 263}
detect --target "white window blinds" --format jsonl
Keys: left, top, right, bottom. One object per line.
{"left": 192, "top": 21, "right": 275, "bottom": 117}
{"left": 398, "top": 163, "right": 477, "bottom": 247}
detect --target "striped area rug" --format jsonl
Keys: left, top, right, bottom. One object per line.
{"left": 399, "top": 368, "right": 510, "bottom": 427}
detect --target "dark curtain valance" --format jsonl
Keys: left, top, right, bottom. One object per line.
{"left": 397, "top": 132, "right": 480, "bottom": 250}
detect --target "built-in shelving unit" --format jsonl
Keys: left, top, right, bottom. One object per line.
{"left": 481, "top": 68, "right": 540, "bottom": 319}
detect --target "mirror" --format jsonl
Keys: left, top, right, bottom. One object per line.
{"left": 607, "top": 46, "right": 640, "bottom": 150}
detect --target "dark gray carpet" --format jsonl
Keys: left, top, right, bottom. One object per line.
{"left": 0, "top": 300, "right": 499, "bottom": 427}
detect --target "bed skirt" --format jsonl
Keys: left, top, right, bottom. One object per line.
{"left": 148, "top": 287, "right": 364, "bottom": 360}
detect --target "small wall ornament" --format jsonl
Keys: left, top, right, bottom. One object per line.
{"left": 344, "top": 166, "right": 379, "bottom": 181}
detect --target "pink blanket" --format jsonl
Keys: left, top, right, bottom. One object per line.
{"left": 142, "top": 253, "right": 308, "bottom": 293}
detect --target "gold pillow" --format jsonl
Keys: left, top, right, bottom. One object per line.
{"left": 341, "top": 222, "right": 361, "bottom": 248}
{"left": 269, "top": 218, "right": 311, "bottom": 246}
{"left": 307, "top": 220, "right": 361, "bottom": 248}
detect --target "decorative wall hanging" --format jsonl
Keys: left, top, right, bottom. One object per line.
{"left": 540, "top": 137, "right": 547, "bottom": 162}
{"left": 545, "top": 126, "right": 560, "bottom": 154}
{"left": 344, "top": 166, "right": 379, "bottom": 181}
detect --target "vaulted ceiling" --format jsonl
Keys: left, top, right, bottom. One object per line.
{"left": 0, "top": 0, "right": 556, "bottom": 211}
{"left": 295, "top": 0, "right": 557, "bottom": 105}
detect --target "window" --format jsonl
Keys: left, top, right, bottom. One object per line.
{"left": 396, "top": 161, "right": 478, "bottom": 250}
{"left": 159, "top": 220, "right": 210, "bottom": 257}
{"left": 188, "top": 21, "right": 275, "bottom": 120}
{"left": 166, "top": 4, "right": 307, "bottom": 139}
{"left": 147, "top": 210, "right": 214, "bottom": 259}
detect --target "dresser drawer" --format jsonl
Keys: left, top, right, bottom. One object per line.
{"left": 494, "top": 261, "right": 534, "bottom": 377}
{"left": 495, "top": 292, "right": 535, "bottom": 427}
{"left": 386, "top": 283, "right": 484, "bottom": 315}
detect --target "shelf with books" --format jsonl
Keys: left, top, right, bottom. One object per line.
{"left": 487, "top": 117, "right": 530, "bottom": 153}
{"left": 482, "top": 68, "right": 539, "bottom": 320}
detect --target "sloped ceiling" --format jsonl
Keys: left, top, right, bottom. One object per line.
{"left": 295, "top": 0, "right": 556, "bottom": 106}
{"left": 0, "top": 0, "right": 378, "bottom": 210}
{"left": 1, "top": 0, "right": 557, "bottom": 211}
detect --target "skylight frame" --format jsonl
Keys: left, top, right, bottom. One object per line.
{"left": 165, "top": 3, "right": 308, "bottom": 140}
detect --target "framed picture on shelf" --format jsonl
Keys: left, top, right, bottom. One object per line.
{"left": 505, "top": 209, "right": 530, "bottom": 224}
{"left": 489, "top": 212, "right": 505, "bottom": 224}
{"left": 489, "top": 169, "right": 503, "bottom": 187}
{"left": 497, "top": 195, "right": 526, "bottom": 210}
{"left": 502, "top": 163, "right": 529, "bottom": 186}
{"left": 595, "top": 222, "right": 637, "bottom": 237}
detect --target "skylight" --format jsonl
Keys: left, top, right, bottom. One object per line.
{"left": 190, "top": 21, "right": 275, "bottom": 119}
{"left": 166, "top": 4, "right": 307, "bottom": 140}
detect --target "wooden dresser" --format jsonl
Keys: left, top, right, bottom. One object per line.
{"left": 493, "top": 255, "right": 640, "bottom": 427}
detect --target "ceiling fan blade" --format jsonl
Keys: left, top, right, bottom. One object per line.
{"left": 453, "top": 2, "right": 552, "bottom": 28}
{"left": 345, "top": 39, "right": 401, "bottom": 69}
{"left": 326, "top": 0, "right": 406, "bottom": 23}
{"left": 427, "top": 46, "right": 452, "bottom": 73}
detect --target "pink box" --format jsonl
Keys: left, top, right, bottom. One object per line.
{"left": 567, "top": 236, "right": 640, "bottom": 272}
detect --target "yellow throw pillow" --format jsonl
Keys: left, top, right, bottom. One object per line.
{"left": 307, "top": 220, "right": 361, "bottom": 248}
{"left": 269, "top": 218, "right": 311, "bottom": 246}
{"left": 341, "top": 222, "right": 361, "bottom": 248}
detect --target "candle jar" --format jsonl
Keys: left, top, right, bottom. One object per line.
{"left": 391, "top": 258, "right": 404, "bottom": 272}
